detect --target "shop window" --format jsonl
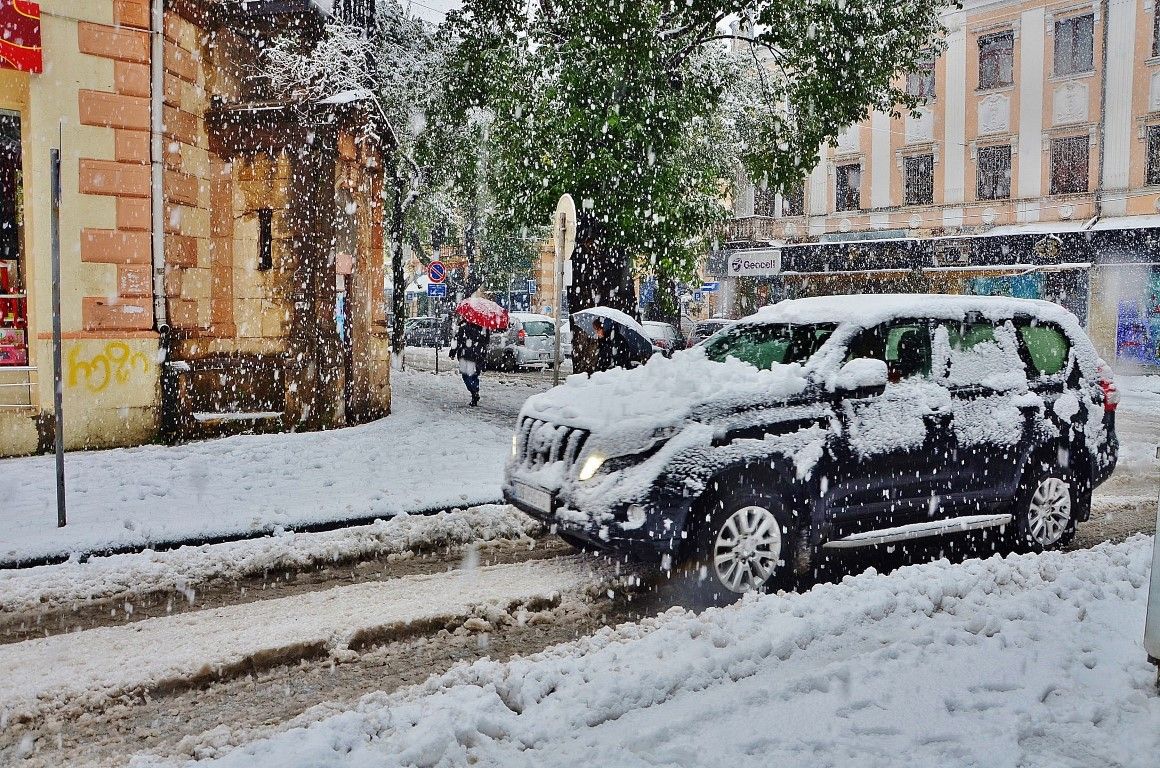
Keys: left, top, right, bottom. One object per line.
{"left": 753, "top": 186, "right": 776, "bottom": 217}
{"left": 1147, "top": 126, "right": 1160, "bottom": 186}
{"left": 781, "top": 183, "right": 804, "bottom": 216}
{"left": 906, "top": 54, "right": 936, "bottom": 99}
{"left": 1050, "top": 135, "right": 1089, "bottom": 194}
{"left": 978, "top": 32, "right": 1014, "bottom": 90}
{"left": 976, "top": 145, "right": 1012, "bottom": 200}
{"left": 258, "top": 208, "right": 273, "bottom": 271}
{"left": 904, "top": 154, "right": 935, "bottom": 206}
{"left": 835, "top": 164, "right": 861, "bottom": 211}
{"left": 1054, "top": 14, "right": 1094, "bottom": 76}
{"left": 0, "top": 113, "right": 26, "bottom": 368}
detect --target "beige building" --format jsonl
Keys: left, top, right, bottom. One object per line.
{"left": 0, "top": 0, "right": 391, "bottom": 458}
{"left": 724, "top": 0, "right": 1160, "bottom": 370}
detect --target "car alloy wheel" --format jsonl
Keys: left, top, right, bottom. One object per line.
{"left": 1025, "top": 477, "right": 1072, "bottom": 548}
{"left": 712, "top": 505, "right": 783, "bottom": 594}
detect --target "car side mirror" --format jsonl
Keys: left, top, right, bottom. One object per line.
{"left": 831, "top": 358, "right": 889, "bottom": 391}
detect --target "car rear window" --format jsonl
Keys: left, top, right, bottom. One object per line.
{"left": 521, "top": 321, "right": 554, "bottom": 336}
{"left": 706, "top": 323, "right": 835, "bottom": 370}
{"left": 1017, "top": 322, "right": 1070, "bottom": 376}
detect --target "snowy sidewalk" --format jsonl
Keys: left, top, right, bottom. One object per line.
{"left": 0, "top": 371, "right": 525, "bottom": 566}
{"left": 0, "top": 558, "right": 604, "bottom": 725}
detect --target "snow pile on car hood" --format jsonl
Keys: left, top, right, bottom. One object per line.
{"left": 151, "top": 535, "right": 1159, "bottom": 767}
{"left": 521, "top": 350, "right": 810, "bottom": 439}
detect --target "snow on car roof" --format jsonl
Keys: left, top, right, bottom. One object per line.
{"left": 753, "top": 293, "right": 1080, "bottom": 328}
{"left": 511, "top": 313, "right": 554, "bottom": 322}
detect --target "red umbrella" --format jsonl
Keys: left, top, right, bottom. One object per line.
{"left": 455, "top": 297, "right": 510, "bottom": 331}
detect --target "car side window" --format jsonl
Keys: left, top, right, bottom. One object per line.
{"left": 846, "top": 322, "right": 932, "bottom": 382}
{"left": 935, "top": 319, "right": 1027, "bottom": 390}
{"left": 1015, "top": 320, "right": 1071, "bottom": 378}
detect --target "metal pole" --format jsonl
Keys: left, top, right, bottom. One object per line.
{"left": 50, "top": 148, "right": 66, "bottom": 527}
{"left": 553, "top": 213, "right": 564, "bottom": 386}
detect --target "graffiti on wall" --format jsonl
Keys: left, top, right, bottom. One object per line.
{"left": 1115, "top": 267, "right": 1160, "bottom": 367}
{"left": 67, "top": 342, "right": 153, "bottom": 393}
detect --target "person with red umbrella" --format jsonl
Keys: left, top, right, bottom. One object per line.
{"left": 450, "top": 297, "right": 509, "bottom": 406}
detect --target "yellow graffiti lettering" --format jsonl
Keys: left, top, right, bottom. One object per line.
{"left": 67, "top": 342, "right": 153, "bottom": 394}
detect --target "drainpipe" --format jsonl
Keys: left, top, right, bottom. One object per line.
{"left": 150, "top": 0, "right": 176, "bottom": 441}
{"left": 150, "top": 0, "right": 167, "bottom": 332}
{"left": 1094, "top": 0, "right": 1110, "bottom": 219}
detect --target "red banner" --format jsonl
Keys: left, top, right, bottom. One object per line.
{"left": 0, "top": 0, "right": 42, "bottom": 74}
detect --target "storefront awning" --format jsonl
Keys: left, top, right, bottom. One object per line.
{"left": 1090, "top": 215, "right": 1160, "bottom": 232}
{"left": 781, "top": 262, "right": 1093, "bottom": 278}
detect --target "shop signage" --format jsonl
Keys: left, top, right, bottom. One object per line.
{"left": 0, "top": 0, "right": 42, "bottom": 74}
{"left": 727, "top": 249, "right": 781, "bottom": 277}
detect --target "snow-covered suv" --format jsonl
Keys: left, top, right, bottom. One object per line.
{"left": 503, "top": 294, "right": 1119, "bottom": 598}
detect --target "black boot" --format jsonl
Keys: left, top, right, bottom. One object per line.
{"left": 470, "top": 392, "right": 479, "bottom": 407}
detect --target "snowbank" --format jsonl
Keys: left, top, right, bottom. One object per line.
{"left": 154, "top": 536, "right": 1159, "bottom": 767}
{"left": 0, "top": 505, "right": 540, "bottom": 615}
{"left": 0, "top": 385, "right": 513, "bottom": 565}
{"left": 0, "top": 559, "right": 606, "bottom": 727}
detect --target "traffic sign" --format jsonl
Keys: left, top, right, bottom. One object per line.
{"left": 700, "top": 282, "right": 720, "bottom": 293}
{"left": 427, "top": 284, "right": 447, "bottom": 297}
{"left": 554, "top": 194, "right": 577, "bottom": 260}
{"left": 693, "top": 291, "right": 704, "bottom": 303}
{"left": 427, "top": 261, "right": 447, "bottom": 284}
{"left": 527, "top": 279, "right": 537, "bottom": 295}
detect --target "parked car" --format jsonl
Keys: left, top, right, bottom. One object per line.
{"left": 403, "top": 316, "right": 443, "bottom": 347}
{"left": 487, "top": 313, "right": 558, "bottom": 370}
{"left": 686, "top": 318, "right": 737, "bottom": 348}
{"left": 504, "top": 294, "right": 1119, "bottom": 600}
{"left": 641, "top": 320, "right": 685, "bottom": 356}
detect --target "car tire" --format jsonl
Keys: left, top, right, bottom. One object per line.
{"left": 1013, "top": 457, "right": 1077, "bottom": 552}
{"left": 685, "top": 482, "right": 797, "bottom": 604}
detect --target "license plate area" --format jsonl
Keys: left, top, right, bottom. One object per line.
{"left": 511, "top": 481, "right": 553, "bottom": 514}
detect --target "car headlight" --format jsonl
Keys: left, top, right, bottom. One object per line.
{"left": 577, "top": 451, "right": 607, "bottom": 481}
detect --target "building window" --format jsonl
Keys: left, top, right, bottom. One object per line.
{"left": 835, "top": 164, "right": 861, "bottom": 211}
{"left": 1147, "top": 126, "right": 1160, "bottom": 186}
{"left": 1050, "top": 135, "right": 1089, "bottom": 194}
{"left": 904, "top": 154, "right": 935, "bottom": 206}
{"left": 781, "top": 183, "right": 805, "bottom": 217}
{"left": 976, "top": 145, "right": 1012, "bottom": 200}
{"left": 906, "top": 54, "right": 937, "bottom": 99}
{"left": 1054, "top": 14, "right": 1094, "bottom": 76}
{"left": 754, "top": 186, "right": 776, "bottom": 217}
{"left": 1154, "top": 11, "right": 1160, "bottom": 58}
{"left": 258, "top": 208, "right": 273, "bottom": 271}
{"left": 978, "top": 32, "right": 1014, "bottom": 90}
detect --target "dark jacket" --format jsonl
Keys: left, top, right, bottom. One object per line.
{"left": 595, "top": 325, "right": 632, "bottom": 371}
{"left": 452, "top": 322, "right": 490, "bottom": 366}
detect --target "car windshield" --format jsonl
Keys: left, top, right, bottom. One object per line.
{"left": 704, "top": 323, "right": 836, "bottom": 369}
{"left": 521, "top": 320, "right": 554, "bottom": 336}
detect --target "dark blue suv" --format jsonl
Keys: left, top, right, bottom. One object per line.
{"left": 503, "top": 295, "right": 1119, "bottom": 598}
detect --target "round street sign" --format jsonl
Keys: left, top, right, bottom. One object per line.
{"left": 555, "top": 194, "right": 577, "bottom": 260}
{"left": 427, "top": 261, "right": 447, "bottom": 284}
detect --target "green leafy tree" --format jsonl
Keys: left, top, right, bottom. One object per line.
{"left": 445, "top": 0, "right": 947, "bottom": 368}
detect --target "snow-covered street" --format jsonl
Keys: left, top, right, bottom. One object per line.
{"left": 0, "top": 371, "right": 1156, "bottom": 766}
{"left": 136, "top": 538, "right": 1159, "bottom": 768}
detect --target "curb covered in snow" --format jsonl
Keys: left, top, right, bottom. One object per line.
{"left": 0, "top": 505, "right": 538, "bottom": 616}
{"left": 0, "top": 498, "right": 506, "bottom": 571}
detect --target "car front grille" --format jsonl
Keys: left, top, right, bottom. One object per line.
{"left": 518, "top": 417, "right": 589, "bottom": 468}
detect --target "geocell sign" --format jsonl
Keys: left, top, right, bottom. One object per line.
{"left": 727, "top": 249, "right": 782, "bottom": 277}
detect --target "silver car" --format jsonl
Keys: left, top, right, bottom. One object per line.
{"left": 488, "top": 313, "right": 558, "bottom": 370}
